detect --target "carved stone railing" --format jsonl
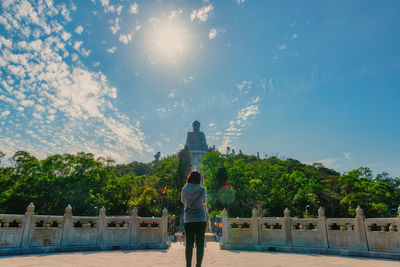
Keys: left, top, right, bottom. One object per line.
{"left": 0, "top": 203, "right": 168, "bottom": 255}
{"left": 220, "top": 205, "right": 400, "bottom": 260}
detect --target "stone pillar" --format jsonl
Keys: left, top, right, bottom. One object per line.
{"left": 61, "top": 204, "right": 73, "bottom": 246}
{"left": 221, "top": 208, "right": 228, "bottom": 244}
{"left": 283, "top": 208, "right": 293, "bottom": 246}
{"left": 130, "top": 207, "right": 138, "bottom": 244}
{"left": 318, "top": 207, "right": 329, "bottom": 248}
{"left": 96, "top": 206, "right": 106, "bottom": 245}
{"left": 355, "top": 206, "right": 369, "bottom": 251}
{"left": 162, "top": 208, "right": 168, "bottom": 244}
{"left": 21, "top": 203, "right": 35, "bottom": 248}
{"left": 397, "top": 205, "right": 400, "bottom": 242}
{"left": 252, "top": 208, "right": 259, "bottom": 245}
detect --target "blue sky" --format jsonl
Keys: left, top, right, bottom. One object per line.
{"left": 0, "top": 0, "right": 399, "bottom": 176}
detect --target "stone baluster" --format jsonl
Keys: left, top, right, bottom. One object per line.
{"left": 397, "top": 204, "right": 400, "bottom": 239}
{"left": 130, "top": 207, "right": 138, "bottom": 244}
{"left": 162, "top": 208, "right": 168, "bottom": 244}
{"left": 21, "top": 203, "right": 35, "bottom": 248}
{"left": 283, "top": 208, "right": 293, "bottom": 246}
{"left": 221, "top": 208, "right": 228, "bottom": 245}
{"left": 61, "top": 204, "right": 72, "bottom": 246}
{"left": 318, "top": 207, "right": 329, "bottom": 248}
{"left": 355, "top": 206, "right": 369, "bottom": 251}
{"left": 97, "top": 206, "right": 106, "bottom": 245}
{"left": 252, "top": 208, "right": 259, "bottom": 245}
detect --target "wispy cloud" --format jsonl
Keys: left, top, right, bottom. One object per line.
{"left": 218, "top": 80, "right": 262, "bottom": 151}
{"left": 0, "top": 1, "right": 152, "bottom": 162}
{"left": 119, "top": 32, "right": 133, "bottom": 44}
{"left": 291, "top": 33, "right": 298, "bottom": 39}
{"left": 209, "top": 28, "right": 217, "bottom": 39}
{"left": 182, "top": 75, "right": 194, "bottom": 84}
{"left": 107, "top": 46, "right": 117, "bottom": 53}
{"left": 344, "top": 152, "right": 352, "bottom": 160}
{"left": 168, "top": 9, "right": 183, "bottom": 20}
{"left": 75, "top": 26, "right": 84, "bottom": 34}
{"left": 190, "top": 5, "right": 214, "bottom": 22}
{"left": 237, "top": 80, "right": 252, "bottom": 94}
{"left": 130, "top": 2, "right": 139, "bottom": 14}
{"left": 110, "top": 18, "right": 120, "bottom": 34}
{"left": 278, "top": 44, "right": 286, "bottom": 50}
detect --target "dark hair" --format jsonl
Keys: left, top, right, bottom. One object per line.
{"left": 186, "top": 170, "right": 201, "bottom": 184}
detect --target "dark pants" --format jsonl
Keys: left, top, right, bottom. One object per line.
{"left": 184, "top": 222, "right": 207, "bottom": 267}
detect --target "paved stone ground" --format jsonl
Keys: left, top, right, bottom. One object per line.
{"left": 0, "top": 242, "right": 399, "bottom": 267}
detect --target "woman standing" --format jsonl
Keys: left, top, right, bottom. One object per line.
{"left": 181, "top": 170, "right": 207, "bottom": 267}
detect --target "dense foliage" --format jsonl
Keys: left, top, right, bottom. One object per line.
{"left": 0, "top": 149, "right": 191, "bottom": 218}
{"left": 202, "top": 151, "right": 400, "bottom": 218}
{"left": 0, "top": 149, "right": 398, "bottom": 221}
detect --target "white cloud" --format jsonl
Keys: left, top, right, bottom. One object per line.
{"left": 73, "top": 41, "right": 83, "bottom": 51}
{"left": 190, "top": 5, "right": 214, "bottom": 22}
{"left": 168, "top": 91, "right": 175, "bottom": 98}
{"left": 81, "top": 48, "right": 91, "bottom": 57}
{"left": 344, "top": 152, "right": 352, "bottom": 160}
{"left": 237, "top": 0, "right": 246, "bottom": 4}
{"left": 93, "top": 61, "right": 100, "bottom": 67}
{"left": 237, "top": 105, "right": 259, "bottom": 121}
{"left": 130, "top": 2, "right": 139, "bottom": 14}
{"left": 107, "top": 46, "right": 117, "bottom": 53}
{"left": 268, "top": 79, "right": 276, "bottom": 93}
{"left": 100, "top": 0, "right": 116, "bottom": 13}
{"left": 316, "top": 158, "right": 340, "bottom": 169}
{"left": 278, "top": 44, "right": 286, "bottom": 50}
{"left": 110, "top": 18, "right": 120, "bottom": 34}
{"left": 168, "top": 9, "right": 183, "bottom": 20}
{"left": 61, "top": 31, "right": 71, "bottom": 41}
{"left": 0, "top": 110, "right": 10, "bottom": 118}
{"left": 74, "top": 26, "right": 84, "bottom": 34}
{"left": 291, "top": 33, "right": 298, "bottom": 39}
{"left": 182, "top": 75, "right": 194, "bottom": 84}
{"left": 209, "top": 123, "right": 215, "bottom": 127}
{"left": 219, "top": 99, "right": 261, "bottom": 151}
{"left": 237, "top": 80, "right": 252, "bottom": 94}
{"left": 0, "top": 0, "right": 153, "bottom": 162}
{"left": 119, "top": 32, "right": 133, "bottom": 44}
{"left": 209, "top": 28, "right": 217, "bottom": 39}
{"left": 116, "top": 5, "right": 123, "bottom": 15}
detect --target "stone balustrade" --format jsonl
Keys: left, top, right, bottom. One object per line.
{"left": 220, "top": 205, "right": 400, "bottom": 260}
{"left": 0, "top": 203, "right": 168, "bottom": 255}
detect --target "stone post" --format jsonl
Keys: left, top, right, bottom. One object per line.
{"left": 252, "top": 208, "right": 259, "bottom": 245}
{"left": 355, "top": 206, "right": 369, "bottom": 251}
{"left": 397, "top": 205, "right": 400, "bottom": 241}
{"left": 162, "top": 208, "right": 168, "bottom": 244}
{"left": 221, "top": 208, "right": 228, "bottom": 245}
{"left": 61, "top": 204, "right": 73, "bottom": 246}
{"left": 283, "top": 208, "right": 293, "bottom": 246}
{"left": 96, "top": 206, "right": 106, "bottom": 245}
{"left": 130, "top": 207, "right": 138, "bottom": 244}
{"left": 21, "top": 203, "right": 35, "bottom": 248}
{"left": 318, "top": 207, "right": 329, "bottom": 248}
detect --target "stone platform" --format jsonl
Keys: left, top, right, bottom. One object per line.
{"left": 0, "top": 242, "right": 397, "bottom": 267}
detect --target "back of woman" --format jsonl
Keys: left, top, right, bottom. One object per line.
{"left": 181, "top": 170, "right": 207, "bottom": 267}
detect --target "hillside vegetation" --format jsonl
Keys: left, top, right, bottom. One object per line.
{"left": 0, "top": 149, "right": 398, "bottom": 220}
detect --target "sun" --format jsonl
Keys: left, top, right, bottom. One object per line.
{"left": 147, "top": 20, "right": 190, "bottom": 64}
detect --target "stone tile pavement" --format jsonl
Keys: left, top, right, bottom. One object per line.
{"left": 0, "top": 242, "right": 399, "bottom": 266}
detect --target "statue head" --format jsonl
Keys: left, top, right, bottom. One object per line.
{"left": 192, "top": 120, "right": 200, "bottom": 132}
